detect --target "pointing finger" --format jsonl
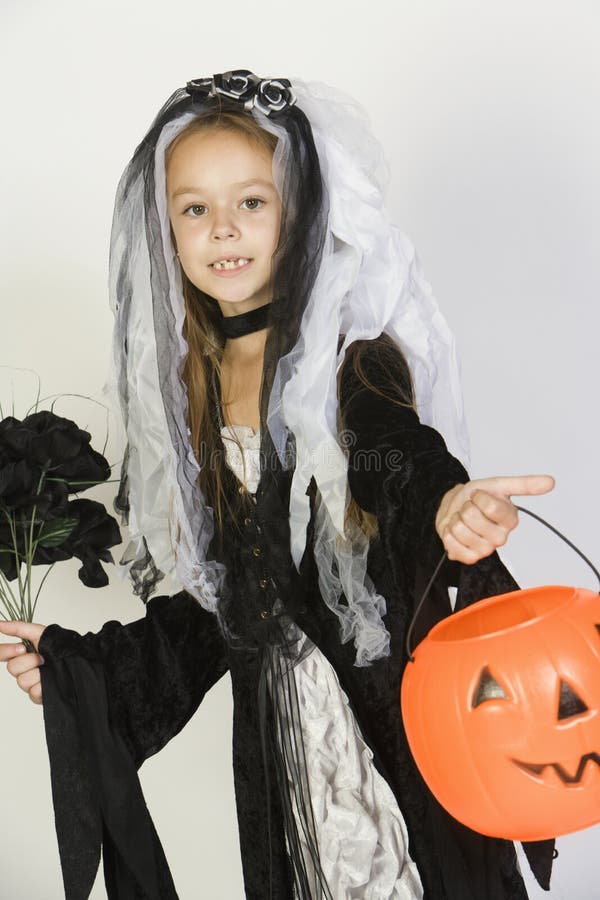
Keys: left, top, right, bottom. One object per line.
{"left": 472, "top": 475, "right": 555, "bottom": 499}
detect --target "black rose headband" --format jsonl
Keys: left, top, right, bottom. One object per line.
{"left": 186, "top": 69, "right": 296, "bottom": 117}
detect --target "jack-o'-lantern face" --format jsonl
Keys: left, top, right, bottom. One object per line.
{"left": 473, "top": 664, "right": 599, "bottom": 788}
{"left": 401, "top": 586, "right": 600, "bottom": 841}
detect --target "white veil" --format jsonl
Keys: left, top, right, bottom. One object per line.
{"left": 104, "top": 72, "right": 469, "bottom": 666}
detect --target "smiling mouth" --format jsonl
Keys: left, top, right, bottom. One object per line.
{"left": 209, "top": 257, "right": 252, "bottom": 271}
{"left": 513, "top": 752, "right": 600, "bottom": 786}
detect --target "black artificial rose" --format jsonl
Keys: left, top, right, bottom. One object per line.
{"left": 0, "top": 459, "right": 71, "bottom": 513}
{"left": 0, "top": 416, "right": 20, "bottom": 461}
{"left": 213, "top": 69, "right": 261, "bottom": 104}
{"left": 0, "top": 496, "right": 78, "bottom": 579}
{"left": 254, "top": 78, "right": 295, "bottom": 116}
{"left": 0, "top": 483, "right": 70, "bottom": 551}
{"left": 0, "top": 411, "right": 111, "bottom": 502}
{"left": 0, "top": 419, "right": 40, "bottom": 507}
{"left": 0, "top": 520, "right": 75, "bottom": 579}
{"left": 64, "top": 498, "right": 122, "bottom": 588}
{"left": 0, "top": 457, "right": 39, "bottom": 508}
{"left": 0, "top": 411, "right": 88, "bottom": 465}
{"left": 25, "top": 478, "right": 69, "bottom": 518}
{"left": 0, "top": 408, "right": 119, "bottom": 589}
{"left": 186, "top": 71, "right": 295, "bottom": 118}
{"left": 25, "top": 497, "right": 122, "bottom": 587}
{"left": 22, "top": 411, "right": 110, "bottom": 487}
{"left": 0, "top": 485, "right": 72, "bottom": 589}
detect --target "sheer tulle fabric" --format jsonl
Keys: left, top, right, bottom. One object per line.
{"left": 106, "top": 110, "right": 227, "bottom": 610}
{"left": 264, "top": 85, "right": 468, "bottom": 666}
{"left": 103, "top": 76, "right": 469, "bottom": 666}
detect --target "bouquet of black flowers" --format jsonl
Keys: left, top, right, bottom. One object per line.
{"left": 0, "top": 407, "right": 122, "bottom": 624}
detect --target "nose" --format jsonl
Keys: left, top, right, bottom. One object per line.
{"left": 211, "top": 208, "right": 240, "bottom": 241}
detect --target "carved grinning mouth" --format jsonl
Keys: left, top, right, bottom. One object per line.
{"left": 512, "top": 752, "right": 600, "bottom": 786}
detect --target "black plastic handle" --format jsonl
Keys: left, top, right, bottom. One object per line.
{"left": 405, "top": 504, "right": 600, "bottom": 662}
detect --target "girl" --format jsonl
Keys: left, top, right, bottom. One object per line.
{"left": 0, "top": 71, "right": 555, "bottom": 899}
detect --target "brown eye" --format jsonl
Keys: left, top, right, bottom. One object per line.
{"left": 472, "top": 666, "right": 508, "bottom": 708}
{"left": 557, "top": 680, "right": 588, "bottom": 721}
{"left": 241, "top": 198, "right": 264, "bottom": 211}
{"left": 185, "top": 204, "right": 207, "bottom": 217}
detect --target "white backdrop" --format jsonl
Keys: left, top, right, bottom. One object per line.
{"left": 1, "top": 1, "right": 598, "bottom": 897}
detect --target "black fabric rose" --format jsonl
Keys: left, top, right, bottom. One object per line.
{"left": 0, "top": 454, "right": 43, "bottom": 509}
{"left": 32, "top": 498, "right": 122, "bottom": 588}
{"left": 186, "top": 70, "right": 296, "bottom": 118}
{"left": 213, "top": 70, "right": 261, "bottom": 103}
{"left": 0, "top": 409, "right": 121, "bottom": 590}
{"left": 0, "top": 498, "right": 121, "bottom": 587}
{"left": 0, "top": 485, "right": 70, "bottom": 554}
{"left": 0, "top": 411, "right": 110, "bottom": 491}
{"left": 254, "top": 79, "right": 295, "bottom": 116}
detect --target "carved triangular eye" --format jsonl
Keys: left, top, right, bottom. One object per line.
{"left": 558, "top": 680, "right": 588, "bottom": 721}
{"left": 472, "top": 667, "right": 508, "bottom": 708}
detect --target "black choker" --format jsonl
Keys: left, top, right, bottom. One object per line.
{"left": 219, "top": 302, "right": 273, "bottom": 339}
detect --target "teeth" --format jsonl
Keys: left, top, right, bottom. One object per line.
{"left": 211, "top": 258, "right": 250, "bottom": 270}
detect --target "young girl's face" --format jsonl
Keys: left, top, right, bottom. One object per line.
{"left": 167, "top": 128, "right": 282, "bottom": 314}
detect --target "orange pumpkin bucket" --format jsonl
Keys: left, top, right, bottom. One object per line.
{"left": 400, "top": 507, "right": 600, "bottom": 841}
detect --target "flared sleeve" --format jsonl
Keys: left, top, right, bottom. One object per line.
{"left": 38, "top": 591, "right": 229, "bottom": 900}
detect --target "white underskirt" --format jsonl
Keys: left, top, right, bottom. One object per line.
{"left": 221, "top": 425, "right": 423, "bottom": 899}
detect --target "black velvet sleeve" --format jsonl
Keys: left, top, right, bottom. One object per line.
{"left": 40, "top": 590, "right": 229, "bottom": 766}
{"left": 339, "top": 339, "right": 555, "bottom": 892}
{"left": 38, "top": 591, "right": 229, "bottom": 900}
{"left": 339, "top": 339, "right": 469, "bottom": 578}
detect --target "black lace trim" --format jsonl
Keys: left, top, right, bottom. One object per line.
{"left": 259, "top": 637, "right": 333, "bottom": 899}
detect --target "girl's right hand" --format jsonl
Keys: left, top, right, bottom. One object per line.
{"left": 0, "top": 621, "right": 47, "bottom": 705}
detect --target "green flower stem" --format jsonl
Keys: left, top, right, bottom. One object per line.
{"left": 26, "top": 516, "right": 36, "bottom": 621}
{"left": 24, "top": 518, "right": 53, "bottom": 622}
{"left": 31, "top": 563, "right": 55, "bottom": 618}
{"left": 23, "top": 465, "right": 50, "bottom": 621}
{"left": 0, "top": 507, "right": 27, "bottom": 610}
{"left": 0, "top": 389, "right": 118, "bottom": 628}
{"left": 0, "top": 569, "right": 23, "bottom": 621}
{"left": 0, "top": 463, "right": 51, "bottom": 622}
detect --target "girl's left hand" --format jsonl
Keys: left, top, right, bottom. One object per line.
{"left": 435, "top": 474, "right": 555, "bottom": 565}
